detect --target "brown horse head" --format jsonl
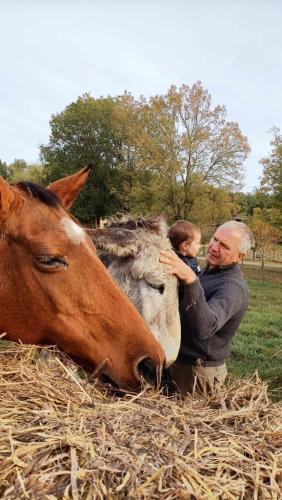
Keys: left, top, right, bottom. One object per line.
{"left": 0, "top": 167, "right": 165, "bottom": 390}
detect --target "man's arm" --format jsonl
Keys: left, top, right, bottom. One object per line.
{"left": 182, "top": 278, "right": 246, "bottom": 339}
{"left": 160, "top": 250, "right": 246, "bottom": 340}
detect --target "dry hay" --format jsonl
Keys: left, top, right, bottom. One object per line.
{"left": 0, "top": 344, "right": 281, "bottom": 499}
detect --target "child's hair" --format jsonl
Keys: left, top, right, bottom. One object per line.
{"left": 168, "top": 220, "right": 200, "bottom": 251}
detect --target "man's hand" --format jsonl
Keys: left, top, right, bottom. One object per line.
{"left": 159, "top": 250, "right": 197, "bottom": 284}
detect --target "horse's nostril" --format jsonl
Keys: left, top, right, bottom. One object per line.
{"left": 137, "top": 357, "right": 158, "bottom": 386}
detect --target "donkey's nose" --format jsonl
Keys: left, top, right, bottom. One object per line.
{"left": 137, "top": 357, "right": 159, "bottom": 386}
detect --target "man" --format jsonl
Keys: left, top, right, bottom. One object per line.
{"left": 160, "top": 221, "right": 253, "bottom": 395}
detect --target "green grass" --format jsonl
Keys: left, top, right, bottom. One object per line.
{"left": 227, "top": 265, "right": 282, "bottom": 400}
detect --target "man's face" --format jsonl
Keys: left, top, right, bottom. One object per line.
{"left": 206, "top": 226, "right": 243, "bottom": 268}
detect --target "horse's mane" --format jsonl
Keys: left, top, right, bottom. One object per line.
{"left": 16, "top": 182, "right": 61, "bottom": 207}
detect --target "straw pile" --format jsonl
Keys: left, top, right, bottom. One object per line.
{"left": 0, "top": 344, "right": 281, "bottom": 499}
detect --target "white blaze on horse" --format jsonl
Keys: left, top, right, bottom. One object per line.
{"left": 90, "top": 215, "right": 181, "bottom": 367}
{"left": 0, "top": 167, "right": 165, "bottom": 390}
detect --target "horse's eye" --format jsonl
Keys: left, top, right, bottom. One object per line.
{"left": 34, "top": 255, "right": 68, "bottom": 271}
{"left": 147, "top": 282, "right": 165, "bottom": 294}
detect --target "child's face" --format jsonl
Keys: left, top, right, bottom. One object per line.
{"left": 181, "top": 231, "right": 201, "bottom": 257}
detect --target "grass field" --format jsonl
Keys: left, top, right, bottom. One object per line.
{"left": 227, "top": 264, "right": 282, "bottom": 400}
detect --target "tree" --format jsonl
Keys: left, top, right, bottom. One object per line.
{"left": 232, "top": 190, "right": 274, "bottom": 216}
{"left": 40, "top": 85, "right": 250, "bottom": 223}
{"left": 249, "top": 208, "right": 281, "bottom": 269}
{"left": 189, "top": 183, "right": 239, "bottom": 227}
{"left": 260, "top": 127, "right": 282, "bottom": 204}
{"left": 259, "top": 127, "right": 282, "bottom": 232}
{"left": 40, "top": 94, "right": 135, "bottom": 225}
{"left": 0, "top": 160, "right": 9, "bottom": 179}
{"left": 122, "top": 170, "right": 165, "bottom": 216}
{"left": 8, "top": 159, "right": 44, "bottom": 184}
{"left": 124, "top": 82, "right": 250, "bottom": 219}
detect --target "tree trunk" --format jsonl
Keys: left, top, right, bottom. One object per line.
{"left": 261, "top": 250, "right": 265, "bottom": 271}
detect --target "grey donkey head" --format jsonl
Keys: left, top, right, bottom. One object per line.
{"left": 91, "top": 214, "right": 181, "bottom": 367}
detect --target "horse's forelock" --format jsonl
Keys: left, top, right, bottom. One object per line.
{"left": 16, "top": 182, "right": 61, "bottom": 207}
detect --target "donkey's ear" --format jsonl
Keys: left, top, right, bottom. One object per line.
{"left": 0, "top": 177, "right": 15, "bottom": 219}
{"left": 92, "top": 228, "right": 138, "bottom": 257}
{"left": 149, "top": 213, "right": 168, "bottom": 238}
{"left": 48, "top": 165, "right": 92, "bottom": 209}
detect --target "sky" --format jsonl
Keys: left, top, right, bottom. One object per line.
{"left": 1, "top": 0, "right": 281, "bottom": 192}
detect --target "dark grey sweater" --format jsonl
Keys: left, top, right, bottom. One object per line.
{"left": 178, "top": 263, "right": 249, "bottom": 363}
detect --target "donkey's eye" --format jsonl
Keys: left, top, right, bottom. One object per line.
{"left": 147, "top": 282, "right": 165, "bottom": 294}
{"left": 34, "top": 255, "right": 68, "bottom": 271}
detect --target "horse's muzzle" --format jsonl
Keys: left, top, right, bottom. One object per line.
{"left": 136, "top": 357, "right": 162, "bottom": 387}
{"left": 90, "top": 356, "right": 163, "bottom": 391}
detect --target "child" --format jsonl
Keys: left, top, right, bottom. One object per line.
{"left": 168, "top": 220, "right": 201, "bottom": 302}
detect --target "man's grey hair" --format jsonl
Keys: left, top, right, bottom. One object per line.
{"left": 219, "top": 221, "right": 254, "bottom": 254}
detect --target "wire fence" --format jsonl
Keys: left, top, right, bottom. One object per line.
{"left": 247, "top": 249, "right": 282, "bottom": 263}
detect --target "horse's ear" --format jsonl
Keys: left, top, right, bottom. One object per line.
{"left": 92, "top": 228, "right": 138, "bottom": 257}
{"left": 0, "top": 177, "right": 15, "bottom": 219}
{"left": 48, "top": 165, "right": 92, "bottom": 209}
